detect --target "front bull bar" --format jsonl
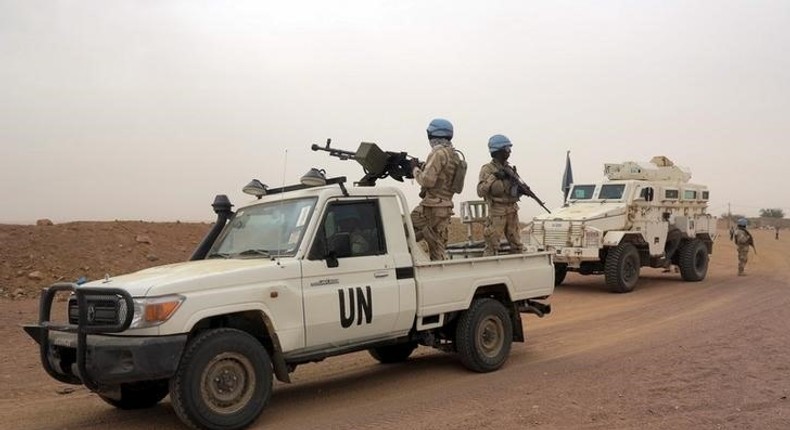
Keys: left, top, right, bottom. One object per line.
{"left": 23, "top": 282, "right": 134, "bottom": 391}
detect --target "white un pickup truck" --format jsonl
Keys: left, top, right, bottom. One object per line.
{"left": 25, "top": 175, "right": 554, "bottom": 430}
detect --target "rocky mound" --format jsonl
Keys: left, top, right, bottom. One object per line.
{"left": 1, "top": 218, "right": 483, "bottom": 299}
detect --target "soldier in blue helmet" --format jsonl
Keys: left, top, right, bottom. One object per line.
{"left": 733, "top": 218, "right": 754, "bottom": 276}
{"left": 410, "top": 118, "right": 463, "bottom": 260}
{"left": 477, "top": 134, "right": 524, "bottom": 256}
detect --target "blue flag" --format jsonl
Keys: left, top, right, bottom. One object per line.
{"left": 562, "top": 150, "right": 573, "bottom": 202}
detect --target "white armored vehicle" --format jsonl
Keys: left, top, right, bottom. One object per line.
{"left": 524, "top": 156, "right": 715, "bottom": 293}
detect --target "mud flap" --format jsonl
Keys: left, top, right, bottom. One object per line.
{"left": 511, "top": 304, "right": 525, "bottom": 343}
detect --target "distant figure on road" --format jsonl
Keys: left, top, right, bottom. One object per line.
{"left": 733, "top": 218, "right": 754, "bottom": 276}
{"left": 776, "top": 226, "right": 780, "bottom": 240}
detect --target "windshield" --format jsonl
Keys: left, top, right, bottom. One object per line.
{"left": 598, "top": 184, "right": 626, "bottom": 200}
{"left": 569, "top": 185, "right": 595, "bottom": 200}
{"left": 209, "top": 197, "right": 317, "bottom": 258}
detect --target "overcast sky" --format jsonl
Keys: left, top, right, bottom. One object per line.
{"left": 1, "top": 0, "right": 788, "bottom": 224}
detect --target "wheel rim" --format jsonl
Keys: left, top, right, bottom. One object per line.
{"left": 623, "top": 254, "right": 638, "bottom": 283}
{"left": 200, "top": 352, "right": 256, "bottom": 415}
{"left": 477, "top": 315, "right": 505, "bottom": 358}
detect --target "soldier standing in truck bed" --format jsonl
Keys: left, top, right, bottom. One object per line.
{"left": 477, "top": 134, "right": 524, "bottom": 256}
{"left": 410, "top": 118, "right": 463, "bottom": 261}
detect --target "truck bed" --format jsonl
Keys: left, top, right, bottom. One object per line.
{"left": 414, "top": 251, "right": 554, "bottom": 317}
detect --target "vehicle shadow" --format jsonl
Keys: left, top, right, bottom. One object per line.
{"left": 556, "top": 270, "right": 696, "bottom": 295}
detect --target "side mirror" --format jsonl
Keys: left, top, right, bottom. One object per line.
{"left": 326, "top": 251, "right": 339, "bottom": 268}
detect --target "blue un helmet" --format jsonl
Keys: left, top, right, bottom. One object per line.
{"left": 737, "top": 218, "right": 748, "bottom": 227}
{"left": 488, "top": 134, "right": 512, "bottom": 154}
{"left": 427, "top": 118, "right": 453, "bottom": 139}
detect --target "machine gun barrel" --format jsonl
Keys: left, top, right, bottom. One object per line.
{"left": 311, "top": 139, "right": 357, "bottom": 160}
{"left": 312, "top": 138, "right": 421, "bottom": 186}
{"left": 501, "top": 165, "right": 552, "bottom": 213}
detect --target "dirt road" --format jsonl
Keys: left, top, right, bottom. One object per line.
{"left": 2, "top": 228, "right": 789, "bottom": 429}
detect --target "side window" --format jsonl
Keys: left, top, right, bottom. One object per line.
{"left": 639, "top": 187, "right": 654, "bottom": 202}
{"left": 664, "top": 189, "right": 679, "bottom": 200}
{"left": 683, "top": 190, "right": 697, "bottom": 200}
{"left": 310, "top": 200, "right": 387, "bottom": 259}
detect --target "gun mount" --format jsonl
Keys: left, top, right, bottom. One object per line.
{"left": 312, "top": 139, "right": 421, "bottom": 186}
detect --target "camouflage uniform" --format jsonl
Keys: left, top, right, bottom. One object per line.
{"left": 477, "top": 159, "right": 523, "bottom": 256}
{"left": 411, "top": 138, "right": 459, "bottom": 261}
{"left": 733, "top": 227, "right": 752, "bottom": 275}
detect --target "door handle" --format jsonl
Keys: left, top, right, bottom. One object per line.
{"left": 374, "top": 271, "right": 390, "bottom": 278}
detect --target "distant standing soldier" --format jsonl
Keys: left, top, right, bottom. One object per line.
{"left": 776, "top": 226, "right": 780, "bottom": 240}
{"left": 733, "top": 218, "right": 754, "bottom": 276}
{"left": 410, "top": 118, "right": 464, "bottom": 260}
{"left": 477, "top": 134, "right": 524, "bottom": 256}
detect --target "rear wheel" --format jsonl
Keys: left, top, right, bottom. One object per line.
{"left": 605, "top": 243, "right": 641, "bottom": 293}
{"left": 455, "top": 298, "right": 513, "bottom": 373}
{"left": 679, "top": 239, "right": 709, "bottom": 281}
{"left": 369, "top": 342, "right": 418, "bottom": 364}
{"left": 169, "top": 328, "right": 272, "bottom": 430}
{"left": 554, "top": 263, "right": 568, "bottom": 286}
{"left": 99, "top": 380, "right": 169, "bottom": 410}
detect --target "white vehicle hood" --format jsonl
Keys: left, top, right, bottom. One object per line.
{"left": 79, "top": 258, "right": 284, "bottom": 297}
{"left": 535, "top": 203, "right": 626, "bottom": 222}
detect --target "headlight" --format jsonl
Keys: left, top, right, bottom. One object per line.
{"left": 583, "top": 227, "right": 602, "bottom": 247}
{"left": 130, "top": 295, "right": 185, "bottom": 329}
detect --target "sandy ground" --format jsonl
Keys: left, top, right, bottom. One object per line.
{"left": 1, "top": 227, "right": 789, "bottom": 429}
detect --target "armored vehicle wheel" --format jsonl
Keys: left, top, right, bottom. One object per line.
{"left": 678, "top": 239, "right": 709, "bottom": 282}
{"left": 170, "top": 328, "right": 272, "bottom": 430}
{"left": 605, "top": 243, "right": 640, "bottom": 293}
{"left": 455, "top": 298, "right": 513, "bottom": 373}
{"left": 554, "top": 263, "right": 568, "bottom": 286}
{"left": 99, "top": 380, "right": 169, "bottom": 410}
{"left": 369, "top": 342, "right": 418, "bottom": 364}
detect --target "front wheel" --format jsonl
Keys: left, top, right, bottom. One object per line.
{"left": 455, "top": 298, "right": 513, "bottom": 373}
{"left": 99, "top": 380, "right": 169, "bottom": 410}
{"left": 605, "top": 243, "right": 641, "bottom": 293}
{"left": 678, "top": 239, "right": 709, "bottom": 281}
{"left": 169, "top": 328, "right": 272, "bottom": 430}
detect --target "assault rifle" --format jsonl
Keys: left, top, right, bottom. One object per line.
{"left": 744, "top": 229, "right": 757, "bottom": 254}
{"left": 312, "top": 139, "right": 422, "bottom": 187}
{"left": 499, "top": 165, "right": 552, "bottom": 213}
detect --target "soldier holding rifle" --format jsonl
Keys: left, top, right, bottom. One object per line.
{"left": 733, "top": 218, "right": 756, "bottom": 276}
{"left": 477, "top": 134, "right": 525, "bottom": 256}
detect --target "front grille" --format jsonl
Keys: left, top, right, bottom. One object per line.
{"left": 544, "top": 230, "right": 569, "bottom": 248}
{"left": 68, "top": 294, "right": 129, "bottom": 326}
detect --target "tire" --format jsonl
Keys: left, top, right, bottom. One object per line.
{"left": 169, "top": 328, "right": 272, "bottom": 430}
{"left": 678, "top": 239, "right": 709, "bottom": 282}
{"left": 455, "top": 298, "right": 513, "bottom": 373}
{"left": 99, "top": 380, "right": 169, "bottom": 410}
{"left": 369, "top": 342, "right": 418, "bottom": 364}
{"left": 605, "top": 243, "right": 641, "bottom": 293}
{"left": 554, "top": 263, "right": 568, "bottom": 286}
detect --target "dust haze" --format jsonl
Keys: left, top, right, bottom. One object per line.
{"left": 1, "top": 0, "right": 789, "bottom": 223}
